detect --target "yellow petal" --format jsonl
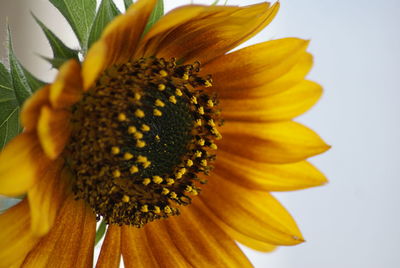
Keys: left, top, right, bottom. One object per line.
{"left": 0, "top": 199, "right": 40, "bottom": 268}
{"left": 146, "top": 3, "right": 279, "bottom": 64}
{"left": 21, "top": 86, "right": 50, "bottom": 132}
{"left": 219, "top": 121, "right": 330, "bottom": 164}
{"left": 144, "top": 221, "right": 190, "bottom": 267}
{"left": 22, "top": 195, "right": 96, "bottom": 267}
{"left": 50, "top": 59, "right": 83, "bottom": 109}
{"left": 220, "top": 80, "right": 322, "bottom": 122}
{"left": 215, "top": 150, "right": 327, "bottom": 191}
{"left": 195, "top": 199, "right": 277, "bottom": 252}
{"left": 37, "top": 105, "right": 71, "bottom": 159}
{"left": 142, "top": 5, "right": 209, "bottom": 41}
{"left": 27, "top": 160, "right": 68, "bottom": 236}
{"left": 230, "top": 229, "right": 277, "bottom": 253}
{"left": 201, "top": 174, "right": 304, "bottom": 246}
{"left": 0, "top": 133, "right": 51, "bottom": 196}
{"left": 137, "top": 5, "right": 208, "bottom": 57}
{"left": 231, "top": 2, "right": 279, "bottom": 48}
{"left": 121, "top": 226, "right": 159, "bottom": 268}
{"left": 163, "top": 205, "right": 253, "bottom": 267}
{"left": 201, "top": 38, "right": 309, "bottom": 91}
{"left": 219, "top": 52, "right": 313, "bottom": 99}
{"left": 83, "top": 0, "right": 157, "bottom": 90}
{"left": 96, "top": 225, "right": 121, "bottom": 268}
{"left": 81, "top": 41, "right": 107, "bottom": 91}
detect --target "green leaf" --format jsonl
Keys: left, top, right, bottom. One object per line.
{"left": 1, "top": 28, "right": 38, "bottom": 149}
{"left": 95, "top": 220, "right": 107, "bottom": 246}
{"left": 33, "top": 14, "right": 79, "bottom": 69}
{"left": 49, "top": 0, "right": 97, "bottom": 51}
{"left": 0, "top": 62, "right": 22, "bottom": 150}
{"left": 1, "top": 28, "right": 42, "bottom": 149}
{"left": 8, "top": 28, "right": 32, "bottom": 106}
{"left": 87, "top": 0, "right": 121, "bottom": 48}
{"left": 143, "top": 0, "right": 164, "bottom": 35}
{"left": 124, "top": 0, "right": 134, "bottom": 10}
{"left": 0, "top": 63, "right": 12, "bottom": 92}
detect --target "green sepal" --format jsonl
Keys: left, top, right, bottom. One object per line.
{"left": 124, "top": 0, "right": 134, "bottom": 10}
{"left": 87, "top": 0, "right": 121, "bottom": 49}
{"left": 40, "top": 56, "right": 71, "bottom": 70}
{"left": 0, "top": 62, "right": 22, "bottom": 150}
{"left": 8, "top": 27, "right": 33, "bottom": 106}
{"left": 95, "top": 220, "right": 107, "bottom": 246}
{"left": 211, "top": 0, "right": 228, "bottom": 5}
{"left": 33, "top": 14, "right": 79, "bottom": 69}
{"left": 49, "top": 0, "right": 97, "bottom": 52}
{"left": 21, "top": 65, "right": 46, "bottom": 92}
{"left": 143, "top": 0, "right": 164, "bottom": 35}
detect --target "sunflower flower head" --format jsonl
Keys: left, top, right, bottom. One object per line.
{"left": 0, "top": 0, "right": 329, "bottom": 267}
{"left": 67, "top": 57, "right": 221, "bottom": 226}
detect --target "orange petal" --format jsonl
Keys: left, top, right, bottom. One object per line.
{"left": 121, "top": 225, "right": 159, "bottom": 267}
{"left": 50, "top": 59, "right": 83, "bottom": 109}
{"left": 0, "top": 199, "right": 40, "bottom": 268}
{"left": 83, "top": 0, "right": 157, "bottom": 90}
{"left": 164, "top": 205, "right": 253, "bottom": 267}
{"left": 218, "top": 121, "right": 330, "bottom": 164}
{"left": 27, "top": 160, "right": 68, "bottom": 236}
{"left": 219, "top": 52, "right": 314, "bottom": 99}
{"left": 37, "top": 105, "right": 71, "bottom": 159}
{"left": 143, "top": 3, "right": 279, "bottom": 64}
{"left": 96, "top": 225, "right": 121, "bottom": 268}
{"left": 195, "top": 198, "right": 277, "bottom": 253}
{"left": 0, "top": 133, "right": 51, "bottom": 196}
{"left": 75, "top": 207, "right": 97, "bottom": 268}
{"left": 144, "top": 221, "right": 190, "bottom": 267}
{"left": 200, "top": 174, "right": 304, "bottom": 246}
{"left": 22, "top": 194, "right": 96, "bottom": 267}
{"left": 215, "top": 150, "right": 328, "bottom": 191}
{"left": 220, "top": 80, "right": 322, "bottom": 122}
{"left": 201, "top": 38, "right": 309, "bottom": 91}
{"left": 21, "top": 86, "right": 50, "bottom": 132}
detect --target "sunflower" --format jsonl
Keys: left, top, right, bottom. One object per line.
{"left": 0, "top": 0, "right": 329, "bottom": 267}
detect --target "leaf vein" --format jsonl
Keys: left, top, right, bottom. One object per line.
{"left": 0, "top": 107, "right": 18, "bottom": 129}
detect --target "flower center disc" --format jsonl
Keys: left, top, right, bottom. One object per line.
{"left": 66, "top": 57, "right": 221, "bottom": 227}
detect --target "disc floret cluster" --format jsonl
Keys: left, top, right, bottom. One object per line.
{"left": 66, "top": 57, "right": 222, "bottom": 227}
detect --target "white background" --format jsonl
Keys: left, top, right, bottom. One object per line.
{"left": 1, "top": 0, "right": 400, "bottom": 267}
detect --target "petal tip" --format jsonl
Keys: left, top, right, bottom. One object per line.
{"left": 296, "top": 236, "right": 306, "bottom": 243}
{"left": 37, "top": 106, "right": 71, "bottom": 159}
{"left": 82, "top": 42, "right": 107, "bottom": 90}
{"left": 30, "top": 221, "right": 51, "bottom": 237}
{"left": 272, "top": 1, "right": 281, "bottom": 9}
{"left": 323, "top": 143, "right": 332, "bottom": 152}
{"left": 50, "top": 59, "right": 82, "bottom": 108}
